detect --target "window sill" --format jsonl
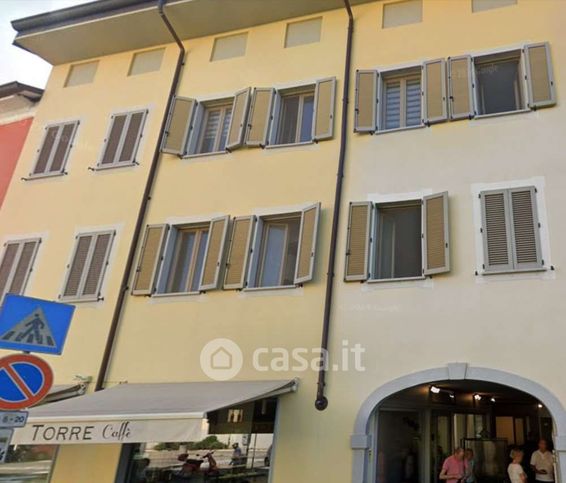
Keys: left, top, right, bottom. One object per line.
{"left": 183, "top": 150, "right": 228, "bottom": 160}
{"left": 152, "top": 291, "right": 202, "bottom": 298}
{"left": 375, "top": 124, "right": 425, "bottom": 135}
{"left": 91, "top": 162, "right": 137, "bottom": 171}
{"left": 26, "top": 171, "right": 66, "bottom": 180}
{"left": 367, "top": 275, "right": 426, "bottom": 284}
{"left": 60, "top": 296, "right": 101, "bottom": 303}
{"left": 474, "top": 108, "right": 530, "bottom": 120}
{"left": 480, "top": 267, "right": 547, "bottom": 276}
{"left": 265, "top": 141, "right": 314, "bottom": 150}
{"left": 243, "top": 285, "right": 298, "bottom": 292}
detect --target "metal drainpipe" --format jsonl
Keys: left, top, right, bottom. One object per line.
{"left": 315, "top": 0, "right": 354, "bottom": 411}
{"left": 94, "top": 0, "right": 185, "bottom": 391}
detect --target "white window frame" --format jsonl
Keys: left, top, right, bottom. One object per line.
{"left": 29, "top": 120, "right": 79, "bottom": 179}
{"left": 472, "top": 49, "right": 529, "bottom": 118}
{"left": 60, "top": 230, "right": 115, "bottom": 302}
{"left": 377, "top": 66, "right": 424, "bottom": 133}
{"left": 186, "top": 98, "right": 234, "bottom": 157}
{"left": 0, "top": 238, "right": 41, "bottom": 303}
{"left": 155, "top": 223, "right": 210, "bottom": 296}
{"left": 268, "top": 85, "right": 316, "bottom": 147}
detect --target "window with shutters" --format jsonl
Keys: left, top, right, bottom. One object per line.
{"left": 474, "top": 51, "right": 525, "bottom": 116}
{"left": 97, "top": 110, "right": 147, "bottom": 168}
{"left": 0, "top": 239, "right": 40, "bottom": 303}
{"left": 480, "top": 187, "right": 543, "bottom": 273}
{"left": 379, "top": 69, "right": 422, "bottom": 131}
{"left": 31, "top": 121, "right": 79, "bottom": 177}
{"left": 158, "top": 225, "right": 209, "bottom": 294}
{"left": 193, "top": 102, "right": 233, "bottom": 155}
{"left": 62, "top": 231, "right": 114, "bottom": 302}
{"left": 273, "top": 87, "right": 315, "bottom": 146}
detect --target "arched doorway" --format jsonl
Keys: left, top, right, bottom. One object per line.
{"left": 351, "top": 365, "right": 566, "bottom": 483}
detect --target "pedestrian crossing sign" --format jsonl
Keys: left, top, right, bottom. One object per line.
{"left": 0, "top": 295, "right": 75, "bottom": 355}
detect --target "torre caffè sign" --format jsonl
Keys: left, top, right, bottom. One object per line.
{"left": 12, "top": 418, "right": 205, "bottom": 445}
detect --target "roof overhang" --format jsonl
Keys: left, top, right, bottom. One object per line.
{"left": 0, "top": 81, "right": 43, "bottom": 102}
{"left": 12, "top": 0, "right": 375, "bottom": 65}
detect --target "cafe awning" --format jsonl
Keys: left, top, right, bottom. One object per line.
{"left": 12, "top": 379, "right": 297, "bottom": 445}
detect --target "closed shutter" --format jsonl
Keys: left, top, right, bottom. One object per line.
{"left": 423, "top": 192, "right": 450, "bottom": 275}
{"left": 50, "top": 122, "right": 78, "bottom": 173}
{"left": 63, "top": 235, "right": 93, "bottom": 298}
{"left": 9, "top": 240, "right": 41, "bottom": 295}
{"left": 226, "top": 88, "right": 251, "bottom": 151}
{"left": 224, "top": 216, "right": 255, "bottom": 289}
{"left": 525, "top": 42, "right": 555, "bottom": 109}
{"left": 294, "top": 203, "right": 321, "bottom": 284}
{"left": 423, "top": 59, "right": 447, "bottom": 124}
{"left": 132, "top": 224, "right": 168, "bottom": 295}
{"left": 119, "top": 111, "right": 146, "bottom": 163}
{"left": 448, "top": 55, "right": 475, "bottom": 120}
{"left": 0, "top": 243, "right": 19, "bottom": 300}
{"left": 82, "top": 233, "right": 113, "bottom": 297}
{"left": 200, "top": 216, "right": 230, "bottom": 291}
{"left": 509, "top": 187, "right": 542, "bottom": 270}
{"left": 245, "top": 88, "right": 275, "bottom": 147}
{"left": 33, "top": 126, "right": 59, "bottom": 175}
{"left": 100, "top": 111, "right": 147, "bottom": 167}
{"left": 33, "top": 122, "right": 78, "bottom": 176}
{"left": 162, "top": 97, "right": 197, "bottom": 155}
{"left": 101, "top": 115, "right": 127, "bottom": 165}
{"left": 345, "top": 202, "right": 372, "bottom": 281}
{"left": 312, "top": 77, "right": 336, "bottom": 141}
{"left": 354, "top": 70, "right": 378, "bottom": 133}
{"left": 481, "top": 190, "right": 514, "bottom": 272}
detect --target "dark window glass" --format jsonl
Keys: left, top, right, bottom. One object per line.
{"left": 476, "top": 57, "right": 523, "bottom": 115}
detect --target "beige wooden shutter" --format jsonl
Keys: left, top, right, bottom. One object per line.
{"left": 162, "top": 97, "right": 197, "bottom": 155}
{"left": 525, "top": 42, "right": 556, "bottom": 109}
{"left": 224, "top": 215, "right": 255, "bottom": 289}
{"left": 82, "top": 232, "right": 113, "bottom": 298}
{"left": 33, "top": 126, "right": 60, "bottom": 175}
{"left": 509, "top": 187, "right": 542, "bottom": 270}
{"left": 480, "top": 190, "right": 514, "bottom": 272}
{"left": 63, "top": 235, "right": 94, "bottom": 298}
{"left": 132, "top": 224, "right": 168, "bottom": 295}
{"left": 0, "top": 243, "right": 21, "bottom": 300}
{"left": 100, "top": 114, "right": 127, "bottom": 165}
{"left": 226, "top": 88, "right": 251, "bottom": 151}
{"left": 312, "top": 77, "right": 336, "bottom": 141}
{"left": 423, "top": 192, "right": 450, "bottom": 275}
{"left": 50, "top": 122, "right": 78, "bottom": 173}
{"left": 423, "top": 59, "right": 448, "bottom": 124}
{"left": 200, "top": 216, "right": 230, "bottom": 291}
{"left": 354, "top": 70, "right": 378, "bottom": 133}
{"left": 344, "top": 202, "right": 372, "bottom": 281}
{"left": 119, "top": 111, "right": 147, "bottom": 163}
{"left": 448, "top": 55, "right": 475, "bottom": 120}
{"left": 8, "top": 240, "right": 40, "bottom": 295}
{"left": 245, "top": 88, "right": 275, "bottom": 147}
{"left": 294, "top": 203, "right": 321, "bottom": 284}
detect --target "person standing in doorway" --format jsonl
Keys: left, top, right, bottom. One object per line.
{"left": 531, "top": 439, "right": 555, "bottom": 483}
{"left": 440, "top": 448, "right": 465, "bottom": 483}
{"left": 509, "top": 449, "right": 528, "bottom": 483}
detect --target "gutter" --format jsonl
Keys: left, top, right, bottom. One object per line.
{"left": 95, "top": 0, "right": 185, "bottom": 391}
{"left": 315, "top": 0, "right": 354, "bottom": 411}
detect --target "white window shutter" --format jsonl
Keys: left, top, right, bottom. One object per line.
{"left": 448, "top": 55, "right": 475, "bottom": 120}
{"left": 294, "top": 203, "right": 321, "bottom": 284}
{"left": 423, "top": 192, "right": 450, "bottom": 275}
{"left": 354, "top": 70, "right": 378, "bottom": 133}
{"left": 524, "top": 42, "right": 556, "bottom": 109}
{"left": 423, "top": 59, "right": 448, "bottom": 124}
{"left": 161, "top": 96, "right": 197, "bottom": 155}
{"left": 312, "top": 77, "right": 336, "bottom": 141}
{"left": 226, "top": 87, "right": 251, "bottom": 151}
{"left": 199, "top": 216, "right": 230, "bottom": 291}
{"left": 344, "top": 202, "right": 372, "bottom": 281}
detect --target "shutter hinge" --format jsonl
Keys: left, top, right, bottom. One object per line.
{"left": 538, "top": 222, "right": 541, "bottom": 228}
{"left": 542, "top": 259, "right": 545, "bottom": 265}
{"left": 480, "top": 227, "right": 483, "bottom": 233}
{"left": 482, "top": 264, "right": 485, "bottom": 269}
{"left": 534, "top": 187, "right": 538, "bottom": 193}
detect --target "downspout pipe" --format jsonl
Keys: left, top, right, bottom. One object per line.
{"left": 315, "top": 0, "right": 353, "bottom": 411}
{"left": 95, "top": 0, "right": 185, "bottom": 391}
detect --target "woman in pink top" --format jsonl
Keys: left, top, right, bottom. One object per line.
{"left": 440, "top": 448, "right": 466, "bottom": 483}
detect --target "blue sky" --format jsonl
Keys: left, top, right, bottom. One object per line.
{"left": 0, "top": 0, "right": 92, "bottom": 88}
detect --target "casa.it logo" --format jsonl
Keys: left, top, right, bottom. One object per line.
{"left": 200, "top": 338, "right": 244, "bottom": 381}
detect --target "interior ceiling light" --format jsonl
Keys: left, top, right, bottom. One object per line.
{"left": 430, "top": 385, "right": 441, "bottom": 394}
{"left": 474, "top": 394, "right": 482, "bottom": 401}
{"left": 538, "top": 403, "right": 544, "bottom": 409}
{"left": 490, "top": 397, "right": 496, "bottom": 403}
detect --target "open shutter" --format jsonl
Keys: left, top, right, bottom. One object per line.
{"left": 132, "top": 224, "right": 168, "bottom": 295}
{"left": 423, "top": 192, "right": 450, "bottom": 275}
{"left": 524, "top": 42, "right": 556, "bottom": 109}
{"left": 118, "top": 111, "right": 147, "bottom": 163}
{"left": 509, "top": 187, "right": 542, "bottom": 270}
{"left": 480, "top": 190, "right": 514, "bottom": 272}
{"left": 9, "top": 240, "right": 40, "bottom": 295}
{"left": 448, "top": 55, "right": 475, "bottom": 120}
{"left": 312, "top": 77, "right": 336, "bottom": 141}
{"left": 226, "top": 87, "right": 251, "bottom": 151}
{"left": 224, "top": 215, "right": 255, "bottom": 290}
{"left": 63, "top": 235, "right": 93, "bottom": 298}
{"left": 344, "top": 202, "right": 372, "bottom": 282}
{"left": 354, "top": 70, "right": 378, "bottom": 133}
{"left": 423, "top": 59, "right": 448, "bottom": 124}
{"left": 100, "top": 115, "right": 127, "bottom": 165}
{"left": 50, "top": 122, "right": 78, "bottom": 173}
{"left": 0, "top": 243, "right": 21, "bottom": 300}
{"left": 162, "top": 96, "right": 197, "bottom": 155}
{"left": 245, "top": 88, "right": 275, "bottom": 147}
{"left": 294, "top": 203, "right": 321, "bottom": 284}
{"left": 82, "top": 232, "right": 114, "bottom": 298}
{"left": 199, "top": 216, "right": 230, "bottom": 291}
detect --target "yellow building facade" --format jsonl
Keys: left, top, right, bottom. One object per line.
{"left": 1, "top": 1, "right": 565, "bottom": 482}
